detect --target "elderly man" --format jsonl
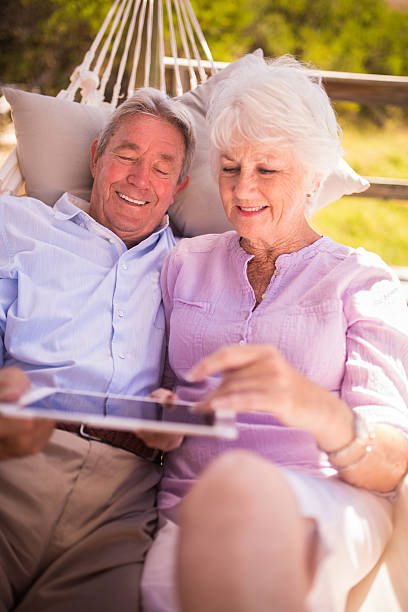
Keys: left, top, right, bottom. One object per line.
{"left": 0, "top": 88, "right": 194, "bottom": 612}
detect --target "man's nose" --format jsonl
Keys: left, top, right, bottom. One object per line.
{"left": 128, "top": 161, "right": 150, "bottom": 188}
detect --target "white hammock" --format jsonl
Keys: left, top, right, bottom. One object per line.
{"left": 0, "top": 0, "right": 223, "bottom": 195}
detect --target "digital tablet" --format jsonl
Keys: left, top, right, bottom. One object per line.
{"left": 0, "top": 387, "right": 238, "bottom": 439}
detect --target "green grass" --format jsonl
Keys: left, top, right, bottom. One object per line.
{"left": 312, "top": 197, "right": 408, "bottom": 265}
{"left": 311, "top": 109, "right": 408, "bottom": 266}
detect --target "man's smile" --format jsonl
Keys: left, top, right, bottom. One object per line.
{"left": 118, "top": 192, "right": 150, "bottom": 206}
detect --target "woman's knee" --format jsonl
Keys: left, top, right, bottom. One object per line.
{"left": 180, "top": 450, "right": 300, "bottom": 528}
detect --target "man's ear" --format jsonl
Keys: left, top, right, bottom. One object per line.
{"left": 173, "top": 174, "right": 190, "bottom": 200}
{"left": 89, "top": 138, "right": 99, "bottom": 178}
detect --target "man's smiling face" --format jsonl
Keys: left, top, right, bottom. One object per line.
{"left": 89, "top": 114, "right": 188, "bottom": 247}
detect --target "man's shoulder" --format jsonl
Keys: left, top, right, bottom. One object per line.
{"left": 0, "top": 194, "right": 53, "bottom": 225}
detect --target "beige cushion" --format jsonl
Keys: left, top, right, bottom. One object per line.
{"left": 3, "top": 51, "right": 369, "bottom": 237}
{"left": 3, "top": 88, "right": 112, "bottom": 206}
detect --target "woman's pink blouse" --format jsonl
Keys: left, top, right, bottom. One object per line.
{"left": 158, "top": 232, "right": 408, "bottom": 518}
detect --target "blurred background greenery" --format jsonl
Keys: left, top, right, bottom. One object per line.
{"left": 0, "top": 0, "right": 407, "bottom": 265}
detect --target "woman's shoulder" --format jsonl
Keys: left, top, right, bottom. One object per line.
{"left": 172, "top": 230, "right": 237, "bottom": 257}
{"left": 317, "top": 237, "right": 405, "bottom": 308}
{"left": 317, "top": 236, "right": 394, "bottom": 278}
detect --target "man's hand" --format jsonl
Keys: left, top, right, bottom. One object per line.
{"left": 135, "top": 387, "right": 184, "bottom": 452}
{"left": 0, "top": 179, "right": 11, "bottom": 197}
{"left": 0, "top": 367, "right": 55, "bottom": 460}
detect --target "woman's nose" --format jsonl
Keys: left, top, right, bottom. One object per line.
{"left": 234, "top": 172, "right": 255, "bottom": 199}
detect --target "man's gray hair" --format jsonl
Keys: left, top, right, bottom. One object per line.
{"left": 97, "top": 87, "right": 195, "bottom": 182}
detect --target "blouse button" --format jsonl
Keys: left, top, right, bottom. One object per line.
{"left": 239, "top": 339, "right": 246, "bottom": 345}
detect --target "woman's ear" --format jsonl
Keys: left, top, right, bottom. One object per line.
{"left": 306, "top": 175, "right": 322, "bottom": 198}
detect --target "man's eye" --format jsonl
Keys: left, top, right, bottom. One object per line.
{"left": 222, "top": 167, "right": 239, "bottom": 174}
{"left": 155, "top": 167, "right": 169, "bottom": 176}
{"left": 117, "top": 155, "right": 134, "bottom": 161}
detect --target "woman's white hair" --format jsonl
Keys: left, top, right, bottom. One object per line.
{"left": 207, "top": 55, "right": 343, "bottom": 197}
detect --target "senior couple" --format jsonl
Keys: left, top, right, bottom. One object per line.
{"left": 0, "top": 56, "right": 407, "bottom": 612}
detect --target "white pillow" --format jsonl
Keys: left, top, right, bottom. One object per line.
{"left": 3, "top": 52, "right": 369, "bottom": 237}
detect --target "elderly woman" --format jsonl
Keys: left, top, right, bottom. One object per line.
{"left": 141, "top": 56, "right": 408, "bottom": 611}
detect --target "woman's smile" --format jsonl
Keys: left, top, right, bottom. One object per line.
{"left": 235, "top": 204, "right": 268, "bottom": 215}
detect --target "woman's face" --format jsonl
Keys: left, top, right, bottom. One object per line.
{"left": 218, "top": 144, "right": 310, "bottom": 245}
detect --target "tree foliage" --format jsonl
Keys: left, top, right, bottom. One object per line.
{"left": 1, "top": 0, "right": 408, "bottom": 95}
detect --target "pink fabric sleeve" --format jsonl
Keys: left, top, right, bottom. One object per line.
{"left": 342, "top": 264, "right": 408, "bottom": 435}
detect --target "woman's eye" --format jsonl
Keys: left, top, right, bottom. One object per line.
{"left": 258, "top": 168, "right": 277, "bottom": 175}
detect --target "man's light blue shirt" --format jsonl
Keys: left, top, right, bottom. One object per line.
{"left": 0, "top": 192, "right": 175, "bottom": 399}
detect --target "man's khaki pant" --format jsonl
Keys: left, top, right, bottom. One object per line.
{"left": 0, "top": 429, "right": 161, "bottom": 612}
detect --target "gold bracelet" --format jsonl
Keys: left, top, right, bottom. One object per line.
{"left": 327, "top": 413, "right": 376, "bottom": 471}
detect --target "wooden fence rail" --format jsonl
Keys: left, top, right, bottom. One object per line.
{"left": 319, "top": 69, "right": 408, "bottom": 201}
{"left": 318, "top": 70, "right": 408, "bottom": 107}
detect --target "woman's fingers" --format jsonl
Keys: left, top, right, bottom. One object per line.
{"left": 187, "top": 345, "right": 278, "bottom": 382}
{"left": 191, "top": 345, "right": 300, "bottom": 419}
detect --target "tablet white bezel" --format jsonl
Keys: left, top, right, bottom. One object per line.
{"left": 0, "top": 387, "right": 238, "bottom": 440}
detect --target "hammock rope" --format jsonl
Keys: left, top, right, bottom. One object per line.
{"left": 0, "top": 0, "right": 219, "bottom": 194}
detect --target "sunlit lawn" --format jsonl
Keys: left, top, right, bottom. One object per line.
{"left": 311, "top": 108, "right": 408, "bottom": 267}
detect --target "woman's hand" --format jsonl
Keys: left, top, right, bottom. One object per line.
{"left": 188, "top": 344, "right": 408, "bottom": 491}
{"left": 0, "top": 367, "right": 55, "bottom": 460}
{"left": 188, "top": 345, "right": 329, "bottom": 434}
{"left": 135, "top": 387, "right": 184, "bottom": 452}
{"left": 188, "top": 344, "right": 357, "bottom": 453}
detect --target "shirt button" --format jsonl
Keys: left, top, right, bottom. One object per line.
{"left": 261, "top": 293, "right": 267, "bottom": 299}
{"left": 273, "top": 269, "right": 280, "bottom": 276}
{"left": 239, "top": 339, "right": 246, "bottom": 345}
{"left": 118, "top": 353, "right": 126, "bottom": 359}
{"left": 117, "top": 309, "right": 125, "bottom": 318}
{"left": 109, "top": 238, "right": 115, "bottom": 243}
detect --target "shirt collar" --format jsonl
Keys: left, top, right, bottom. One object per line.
{"left": 53, "top": 192, "right": 91, "bottom": 221}
{"left": 52, "top": 192, "right": 171, "bottom": 249}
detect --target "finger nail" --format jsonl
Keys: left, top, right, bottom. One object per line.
{"left": 210, "top": 398, "right": 227, "bottom": 410}
{"left": 186, "top": 368, "right": 198, "bottom": 382}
